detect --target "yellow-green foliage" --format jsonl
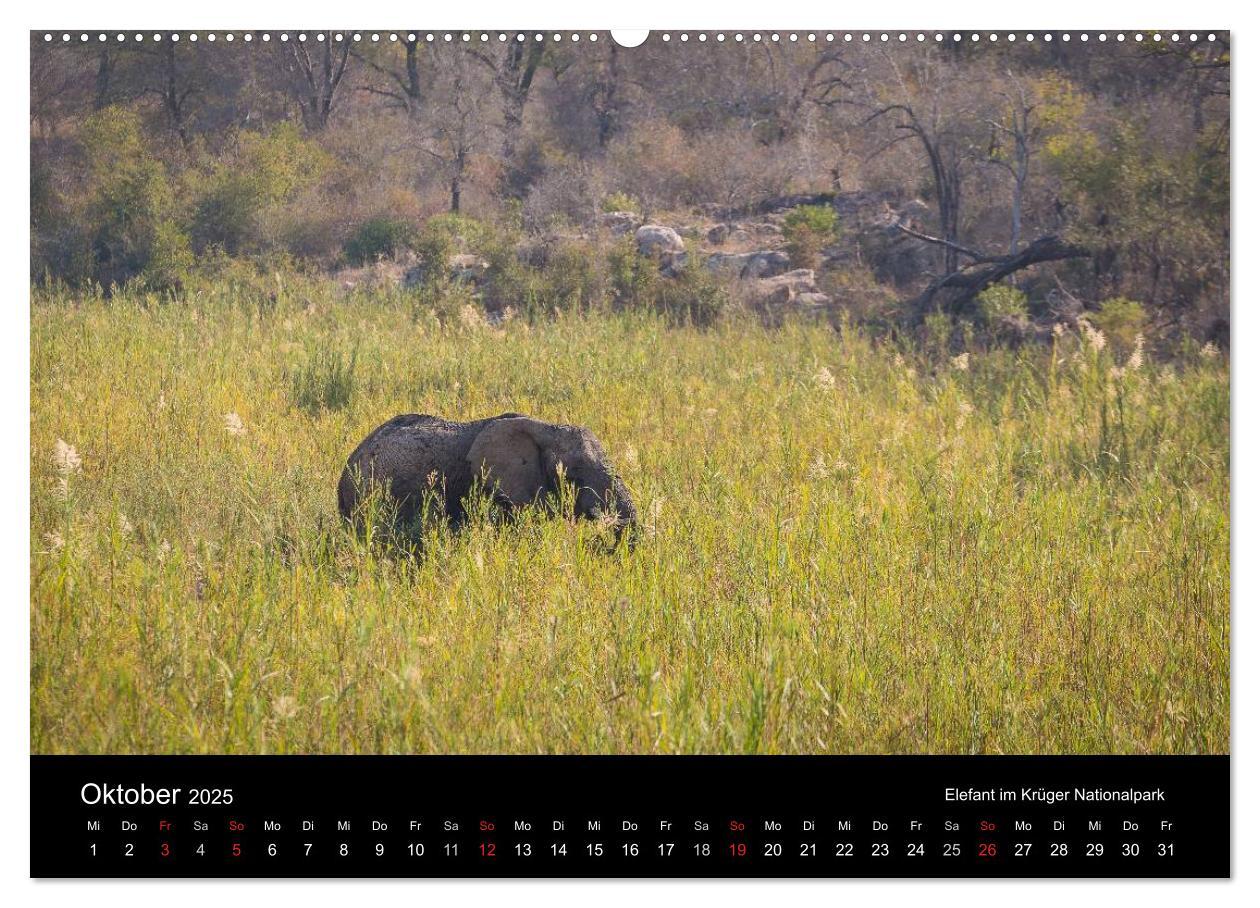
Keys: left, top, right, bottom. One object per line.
{"left": 974, "top": 284, "right": 1029, "bottom": 325}
{"left": 31, "top": 283, "right": 1229, "bottom": 754}
{"left": 190, "top": 123, "right": 333, "bottom": 255}
{"left": 78, "top": 107, "right": 181, "bottom": 288}
{"left": 601, "top": 192, "right": 641, "bottom": 214}
{"left": 783, "top": 204, "right": 840, "bottom": 270}
{"left": 1090, "top": 297, "right": 1148, "bottom": 355}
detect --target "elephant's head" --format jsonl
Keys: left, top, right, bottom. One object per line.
{"left": 466, "top": 416, "right": 637, "bottom": 542}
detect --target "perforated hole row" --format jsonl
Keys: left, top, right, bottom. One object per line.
{"left": 40, "top": 31, "right": 1220, "bottom": 45}
{"left": 656, "top": 32, "right": 1216, "bottom": 44}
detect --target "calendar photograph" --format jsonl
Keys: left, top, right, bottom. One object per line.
{"left": 29, "top": 29, "right": 1229, "bottom": 764}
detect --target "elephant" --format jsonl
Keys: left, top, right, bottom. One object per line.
{"left": 337, "top": 412, "right": 637, "bottom": 542}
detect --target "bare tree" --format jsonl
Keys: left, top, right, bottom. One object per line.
{"left": 29, "top": 40, "right": 95, "bottom": 137}
{"left": 420, "top": 50, "right": 495, "bottom": 213}
{"left": 985, "top": 74, "right": 1036, "bottom": 255}
{"left": 906, "top": 233, "right": 1088, "bottom": 316}
{"left": 147, "top": 40, "right": 199, "bottom": 146}
{"left": 467, "top": 40, "right": 546, "bottom": 171}
{"left": 860, "top": 51, "right": 986, "bottom": 274}
{"left": 92, "top": 47, "right": 115, "bottom": 111}
{"left": 866, "top": 102, "right": 966, "bottom": 272}
{"left": 354, "top": 38, "right": 423, "bottom": 116}
{"left": 589, "top": 41, "right": 622, "bottom": 148}
{"left": 277, "top": 36, "right": 352, "bottom": 131}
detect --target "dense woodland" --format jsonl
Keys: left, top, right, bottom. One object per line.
{"left": 30, "top": 32, "right": 1230, "bottom": 350}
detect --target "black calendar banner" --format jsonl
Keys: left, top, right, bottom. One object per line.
{"left": 31, "top": 755, "right": 1229, "bottom": 878}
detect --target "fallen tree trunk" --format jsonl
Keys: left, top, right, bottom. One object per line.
{"left": 905, "top": 232, "right": 1089, "bottom": 318}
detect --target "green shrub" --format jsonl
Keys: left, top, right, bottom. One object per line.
{"left": 601, "top": 191, "right": 641, "bottom": 214}
{"left": 79, "top": 107, "right": 182, "bottom": 287}
{"left": 481, "top": 227, "right": 609, "bottom": 318}
{"left": 974, "top": 284, "right": 1029, "bottom": 325}
{"left": 607, "top": 236, "right": 661, "bottom": 311}
{"left": 190, "top": 123, "right": 331, "bottom": 255}
{"left": 658, "top": 252, "right": 730, "bottom": 326}
{"left": 143, "top": 220, "right": 196, "bottom": 291}
{"left": 608, "top": 237, "right": 729, "bottom": 327}
{"left": 783, "top": 204, "right": 840, "bottom": 270}
{"left": 412, "top": 214, "right": 488, "bottom": 276}
{"left": 1090, "top": 297, "right": 1147, "bottom": 352}
{"left": 542, "top": 241, "right": 608, "bottom": 313}
{"left": 411, "top": 276, "right": 481, "bottom": 326}
{"left": 343, "top": 218, "right": 417, "bottom": 265}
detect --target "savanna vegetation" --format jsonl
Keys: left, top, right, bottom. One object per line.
{"left": 31, "top": 33, "right": 1229, "bottom": 346}
{"left": 30, "top": 33, "right": 1229, "bottom": 753}
{"left": 31, "top": 278, "right": 1228, "bottom": 753}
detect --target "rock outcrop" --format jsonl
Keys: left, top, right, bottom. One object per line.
{"left": 600, "top": 211, "right": 642, "bottom": 236}
{"left": 706, "top": 250, "right": 792, "bottom": 279}
{"left": 635, "top": 224, "right": 686, "bottom": 256}
{"left": 753, "top": 269, "right": 828, "bottom": 307}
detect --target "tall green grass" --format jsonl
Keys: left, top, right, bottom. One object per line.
{"left": 30, "top": 283, "right": 1229, "bottom": 754}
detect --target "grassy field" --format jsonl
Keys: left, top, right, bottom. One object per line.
{"left": 30, "top": 281, "right": 1230, "bottom": 754}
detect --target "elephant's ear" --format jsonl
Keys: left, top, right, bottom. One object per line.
{"left": 466, "top": 418, "right": 547, "bottom": 505}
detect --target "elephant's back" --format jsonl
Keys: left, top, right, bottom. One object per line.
{"left": 338, "top": 414, "right": 473, "bottom": 517}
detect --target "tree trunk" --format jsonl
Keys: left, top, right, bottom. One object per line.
{"left": 450, "top": 148, "right": 466, "bottom": 213}
{"left": 496, "top": 42, "right": 544, "bottom": 188}
{"left": 161, "top": 43, "right": 191, "bottom": 147}
{"left": 404, "top": 41, "right": 422, "bottom": 114}
{"left": 594, "top": 43, "right": 621, "bottom": 147}
{"left": 1010, "top": 177, "right": 1023, "bottom": 257}
{"left": 93, "top": 48, "right": 113, "bottom": 110}
{"left": 908, "top": 234, "right": 1089, "bottom": 318}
